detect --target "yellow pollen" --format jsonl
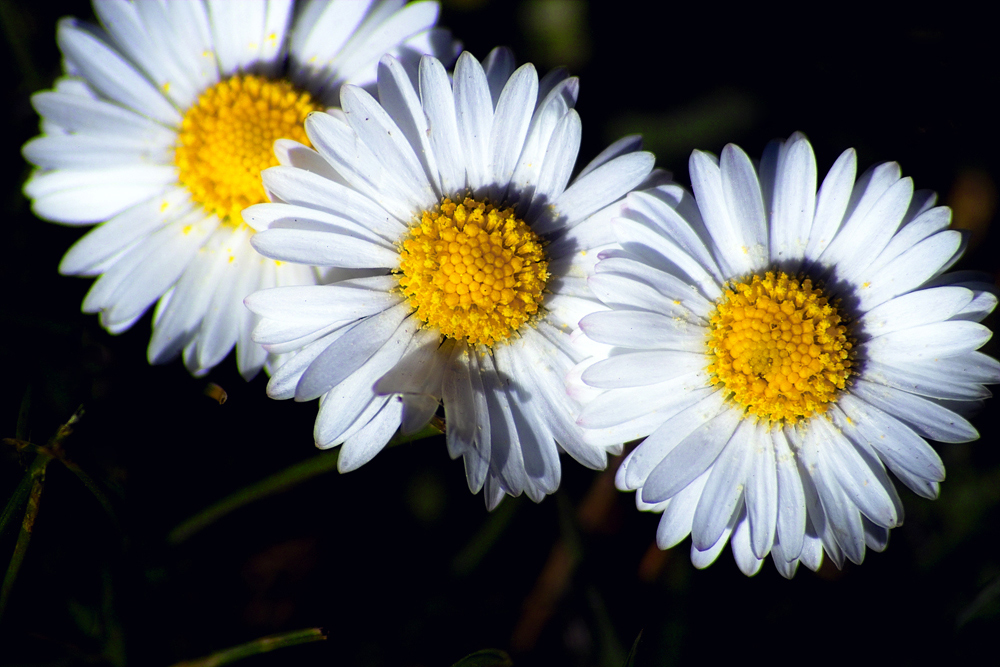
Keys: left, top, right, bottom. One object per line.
{"left": 174, "top": 74, "right": 321, "bottom": 224}
{"left": 706, "top": 271, "right": 854, "bottom": 424}
{"left": 397, "top": 198, "right": 549, "bottom": 347}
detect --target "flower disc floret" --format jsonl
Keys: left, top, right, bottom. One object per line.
{"left": 706, "top": 270, "right": 854, "bottom": 424}
{"left": 175, "top": 74, "right": 320, "bottom": 224}
{"left": 398, "top": 198, "right": 549, "bottom": 347}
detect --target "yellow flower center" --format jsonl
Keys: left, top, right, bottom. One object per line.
{"left": 397, "top": 198, "right": 549, "bottom": 347}
{"left": 706, "top": 271, "right": 854, "bottom": 424}
{"left": 174, "top": 74, "right": 321, "bottom": 224}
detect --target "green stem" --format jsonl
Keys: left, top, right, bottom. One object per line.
{"left": 168, "top": 451, "right": 342, "bottom": 545}
{"left": 169, "top": 421, "right": 444, "bottom": 545}
{"left": 0, "top": 456, "right": 47, "bottom": 623}
{"left": 169, "top": 627, "right": 327, "bottom": 667}
{"left": 452, "top": 496, "right": 519, "bottom": 576}
{"left": 0, "top": 474, "right": 32, "bottom": 539}
{"left": 58, "top": 456, "right": 121, "bottom": 532}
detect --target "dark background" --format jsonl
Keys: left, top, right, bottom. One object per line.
{"left": 2, "top": 1, "right": 1000, "bottom": 665}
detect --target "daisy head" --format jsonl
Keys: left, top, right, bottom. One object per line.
{"left": 22, "top": 0, "right": 456, "bottom": 379}
{"left": 244, "top": 48, "right": 665, "bottom": 507}
{"left": 571, "top": 132, "right": 998, "bottom": 577}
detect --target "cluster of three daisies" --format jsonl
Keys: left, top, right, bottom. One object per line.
{"left": 23, "top": 0, "right": 997, "bottom": 578}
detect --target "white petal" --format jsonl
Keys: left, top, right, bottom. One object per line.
{"left": 258, "top": 165, "right": 406, "bottom": 239}
{"left": 690, "top": 504, "right": 739, "bottom": 570}
{"left": 815, "top": 417, "right": 898, "bottom": 528}
{"left": 313, "top": 317, "right": 420, "bottom": 445}
{"left": 251, "top": 227, "right": 398, "bottom": 268}
{"left": 838, "top": 393, "right": 946, "bottom": 483}
{"left": 852, "top": 379, "right": 979, "bottom": 443}
{"left": 341, "top": 84, "right": 436, "bottom": 209}
{"left": 865, "top": 206, "right": 952, "bottom": 276}
{"left": 641, "top": 407, "right": 742, "bottom": 503}
{"left": 375, "top": 327, "right": 446, "bottom": 397}
{"left": 514, "top": 328, "right": 605, "bottom": 469}
{"left": 579, "top": 135, "right": 643, "bottom": 179}
{"left": 59, "top": 188, "right": 191, "bottom": 275}
{"left": 769, "top": 135, "right": 817, "bottom": 265}
{"left": 692, "top": 419, "right": 755, "bottom": 550}
{"left": 418, "top": 55, "right": 464, "bottom": 195}
{"left": 453, "top": 51, "right": 492, "bottom": 192}
{"left": 621, "top": 187, "right": 726, "bottom": 289}
{"left": 862, "top": 359, "right": 991, "bottom": 401}
{"left": 857, "top": 230, "right": 963, "bottom": 312}
{"left": 300, "top": 112, "right": 415, "bottom": 222}
{"left": 578, "top": 372, "right": 710, "bottom": 430}
{"left": 606, "top": 388, "right": 725, "bottom": 490}
{"left": 245, "top": 276, "right": 400, "bottom": 326}
{"left": 773, "top": 427, "right": 806, "bottom": 561}
{"left": 337, "top": 398, "right": 403, "bottom": 472}
{"left": 578, "top": 310, "right": 704, "bottom": 351}
{"left": 83, "top": 213, "right": 218, "bottom": 325}
{"left": 207, "top": 0, "right": 268, "bottom": 74}
{"left": 481, "top": 46, "right": 515, "bottom": 105}
{"left": 581, "top": 350, "right": 705, "bottom": 389}
{"left": 805, "top": 148, "right": 856, "bottom": 263}
{"left": 654, "top": 469, "right": 710, "bottom": 549}
{"left": 57, "top": 19, "right": 180, "bottom": 125}
{"left": 29, "top": 91, "right": 175, "bottom": 144}
{"left": 479, "top": 353, "right": 528, "bottom": 497}
{"left": 857, "top": 286, "right": 973, "bottom": 337}
{"left": 587, "top": 272, "right": 699, "bottom": 321}
{"left": 528, "top": 109, "right": 582, "bottom": 220}
{"left": 821, "top": 175, "right": 913, "bottom": 281}
{"left": 442, "top": 342, "right": 491, "bottom": 491}
{"left": 594, "top": 255, "right": 715, "bottom": 318}
{"left": 296, "top": 303, "right": 411, "bottom": 400}
{"left": 27, "top": 167, "right": 177, "bottom": 224}
{"left": 719, "top": 143, "right": 768, "bottom": 271}
{"left": 195, "top": 228, "right": 261, "bottom": 371}
{"left": 148, "top": 235, "right": 230, "bottom": 364}
{"left": 377, "top": 55, "right": 441, "bottom": 194}
{"left": 266, "top": 332, "right": 340, "bottom": 400}
{"left": 242, "top": 201, "right": 395, "bottom": 245}
{"left": 689, "top": 150, "right": 746, "bottom": 277}
{"left": 746, "top": 427, "right": 779, "bottom": 559}
{"left": 731, "top": 512, "right": 764, "bottom": 576}
{"left": 487, "top": 63, "right": 538, "bottom": 201}
{"left": 495, "top": 344, "right": 561, "bottom": 498}
{"left": 553, "top": 152, "right": 655, "bottom": 228}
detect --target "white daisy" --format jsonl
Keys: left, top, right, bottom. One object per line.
{"left": 22, "top": 0, "right": 456, "bottom": 378}
{"left": 243, "top": 48, "right": 665, "bottom": 507}
{"left": 570, "top": 132, "right": 999, "bottom": 577}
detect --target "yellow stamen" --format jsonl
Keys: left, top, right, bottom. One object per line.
{"left": 706, "top": 271, "right": 854, "bottom": 424}
{"left": 174, "top": 74, "right": 321, "bottom": 225}
{"left": 398, "top": 198, "right": 549, "bottom": 347}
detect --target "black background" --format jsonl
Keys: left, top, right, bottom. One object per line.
{"left": 2, "top": 1, "right": 999, "bottom": 665}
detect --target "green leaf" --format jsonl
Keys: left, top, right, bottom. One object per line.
{"left": 450, "top": 648, "right": 513, "bottom": 667}
{"left": 169, "top": 627, "right": 327, "bottom": 667}
{"left": 622, "top": 630, "right": 643, "bottom": 667}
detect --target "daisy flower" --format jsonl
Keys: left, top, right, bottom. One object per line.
{"left": 570, "top": 132, "right": 999, "bottom": 577}
{"left": 22, "top": 0, "right": 456, "bottom": 378}
{"left": 243, "top": 48, "right": 664, "bottom": 507}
